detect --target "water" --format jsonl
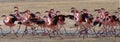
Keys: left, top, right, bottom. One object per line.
{"left": 0, "top": 29, "right": 119, "bottom": 36}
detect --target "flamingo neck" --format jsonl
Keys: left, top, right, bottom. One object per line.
{"left": 3, "top": 17, "right": 10, "bottom": 23}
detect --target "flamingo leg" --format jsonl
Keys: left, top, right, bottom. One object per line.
{"left": 78, "top": 26, "right": 84, "bottom": 37}
{"left": 34, "top": 26, "right": 40, "bottom": 35}
{"left": 4, "top": 26, "right": 12, "bottom": 36}
{"left": 97, "top": 25, "right": 107, "bottom": 37}
{"left": 56, "top": 29, "right": 63, "bottom": 39}
{"left": 104, "top": 26, "right": 109, "bottom": 36}
{"left": 31, "top": 26, "right": 36, "bottom": 36}
{"left": 92, "top": 27, "right": 98, "bottom": 37}
{"left": 62, "top": 25, "right": 68, "bottom": 35}
{"left": 0, "top": 27, "right": 5, "bottom": 36}
{"left": 15, "top": 24, "right": 21, "bottom": 34}
{"left": 46, "top": 28, "right": 52, "bottom": 38}
{"left": 56, "top": 25, "right": 63, "bottom": 35}
{"left": 52, "top": 30, "right": 56, "bottom": 36}
{"left": 111, "top": 26, "right": 117, "bottom": 37}
{"left": 72, "top": 26, "right": 79, "bottom": 36}
{"left": 82, "top": 28, "right": 88, "bottom": 39}
{"left": 10, "top": 27, "right": 18, "bottom": 37}
{"left": 22, "top": 26, "right": 28, "bottom": 37}
{"left": 41, "top": 26, "right": 47, "bottom": 35}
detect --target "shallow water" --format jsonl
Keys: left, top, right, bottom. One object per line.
{"left": 0, "top": 29, "right": 120, "bottom": 36}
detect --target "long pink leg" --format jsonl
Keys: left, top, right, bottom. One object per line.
{"left": 22, "top": 26, "right": 28, "bottom": 37}
{"left": 10, "top": 26, "right": 18, "bottom": 37}
{"left": 16, "top": 24, "right": 21, "bottom": 34}
{"left": 72, "top": 26, "right": 79, "bottom": 36}
{"left": 31, "top": 26, "right": 37, "bottom": 36}
{"left": 4, "top": 26, "right": 12, "bottom": 36}
{"left": 62, "top": 25, "right": 68, "bottom": 35}
{"left": 0, "top": 27, "right": 5, "bottom": 36}
{"left": 56, "top": 29, "right": 63, "bottom": 39}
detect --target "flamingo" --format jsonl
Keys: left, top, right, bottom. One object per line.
{"left": 66, "top": 9, "right": 97, "bottom": 38}
{"left": 14, "top": 10, "right": 37, "bottom": 37}
{"left": 1, "top": 15, "right": 18, "bottom": 37}
{"left": 96, "top": 11, "right": 118, "bottom": 37}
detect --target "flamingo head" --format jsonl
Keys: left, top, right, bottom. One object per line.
{"left": 1, "top": 15, "right": 6, "bottom": 17}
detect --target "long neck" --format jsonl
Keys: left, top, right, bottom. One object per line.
{"left": 3, "top": 17, "right": 10, "bottom": 23}
{"left": 3, "top": 17, "right": 7, "bottom": 20}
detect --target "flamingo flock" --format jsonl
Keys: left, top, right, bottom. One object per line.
{"left": 0, "top": 6, "right": 120, "bottom": 39}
